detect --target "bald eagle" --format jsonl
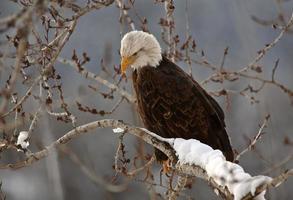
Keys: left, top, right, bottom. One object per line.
{"left": 120, "top": 31, "right": 234, "bottom": 165}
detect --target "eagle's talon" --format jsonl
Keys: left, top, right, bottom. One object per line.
{"left": 162, "top": 159, "right": 172, "bottom": 175}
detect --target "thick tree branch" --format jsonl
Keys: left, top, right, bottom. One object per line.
{"left": 0, "top": 119, "right": 290, "bottom": 199}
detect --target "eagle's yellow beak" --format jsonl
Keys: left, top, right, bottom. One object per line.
{"left": 121, "top": 56, "right": 136, "bottom": 75}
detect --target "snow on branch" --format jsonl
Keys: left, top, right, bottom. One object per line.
{"left": 0, "top": 119, "right": 291, "bottom": 199}
{"left": 172, "top": 138, "right": 271, "bottom": 200}
{"left": 16, "top": 131, "right": 29, "bottom": 151}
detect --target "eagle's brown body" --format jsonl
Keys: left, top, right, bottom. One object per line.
{"left": 133, "top": 56, "right": 234, "bottom": 162}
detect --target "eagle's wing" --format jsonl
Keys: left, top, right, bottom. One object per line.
{"left": 133, "top": 56, "right": 234, "bottom": 161}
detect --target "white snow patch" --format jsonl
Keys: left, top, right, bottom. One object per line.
{"left": 112, "top": 128, "right": 125, "bottom": 133}
{"left": 16, "top": 131, "right": 29, "bottom": 150}
{"left": 172, "top": 138, "right": 272, "bottom": 200}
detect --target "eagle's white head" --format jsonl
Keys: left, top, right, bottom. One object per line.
{"left": 120, "top": 31, "right": 162, "bottom": 74}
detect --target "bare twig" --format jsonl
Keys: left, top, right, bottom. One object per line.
{"left": 164, "top": 0, "right": 175, "bottom": 61}
{"left": 1, "top": 76, "right": 41, "bottom": 118}
{"left": 126, "top": 154, "right": 155, "bottom": 177}
{"left": 0, "top": 8, "right": 26, "bottom": 27}
{"left": 28, "top": 106, "right": 42, "bottom": 137}
{"left": 263, "top": 154, "right": 293, "bottom": 174}
{"left": 0, "top": 23, "right": 30, "bottom": 115}
{"left": 220, "top": 47, "right": 229, "bottom": 70}
{"left": 239, "top": 12, "right": 293, "bottom": 73}
{"left": 114, "top": 131, "right": 126, "bottom": 173}
{"left": 116, "top": 0, "right": 136, "bottom": 31}
{"left": 58, "top": 57, "right": 135, "bottom": 103}
{"left": 235, "top": 115, "right": 270, "bottom": 161}
{"left": 184, "top": 0, "right": 192, "bottom": 76}
{"left": 168, "top": 175, "right": 188, "bottom": 200}
{"left": 60, "top": 145, "right": 128, "bottom": 193}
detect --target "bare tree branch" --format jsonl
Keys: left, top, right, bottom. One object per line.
{"left": 0, "top": 119, "right": 290, "bottom": 199}
{"left": 58, "top": 57, "right": 135, "bottom": 102}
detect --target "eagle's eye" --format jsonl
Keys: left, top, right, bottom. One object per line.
{"left": 132, "top": 48, "right": 144, "bottom": 57}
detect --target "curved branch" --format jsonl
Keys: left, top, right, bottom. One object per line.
{"left": 0, "top": 119, "right": 175, "bottom": 169}
{"left": 0, "top": 119, "right": 291, "bottom": 199}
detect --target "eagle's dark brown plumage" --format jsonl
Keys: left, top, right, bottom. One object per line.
{"left": 132, "top": 56, "right": 234, "bottom": 162}
{"left": 120, "top": 31, "right": 233, "bottom": 163}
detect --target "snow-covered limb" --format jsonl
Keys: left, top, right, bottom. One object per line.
{"left": 172, "top": 138, "right": 272, "bottom": 200}
{"left": 113, "top": 127, "right": 125, "bottom": 133}
{"left": 1, "top": 119, "right": 291, "bottom": 199}
{"left": 16, "top": 131, "right": 29, "bottom": 150}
